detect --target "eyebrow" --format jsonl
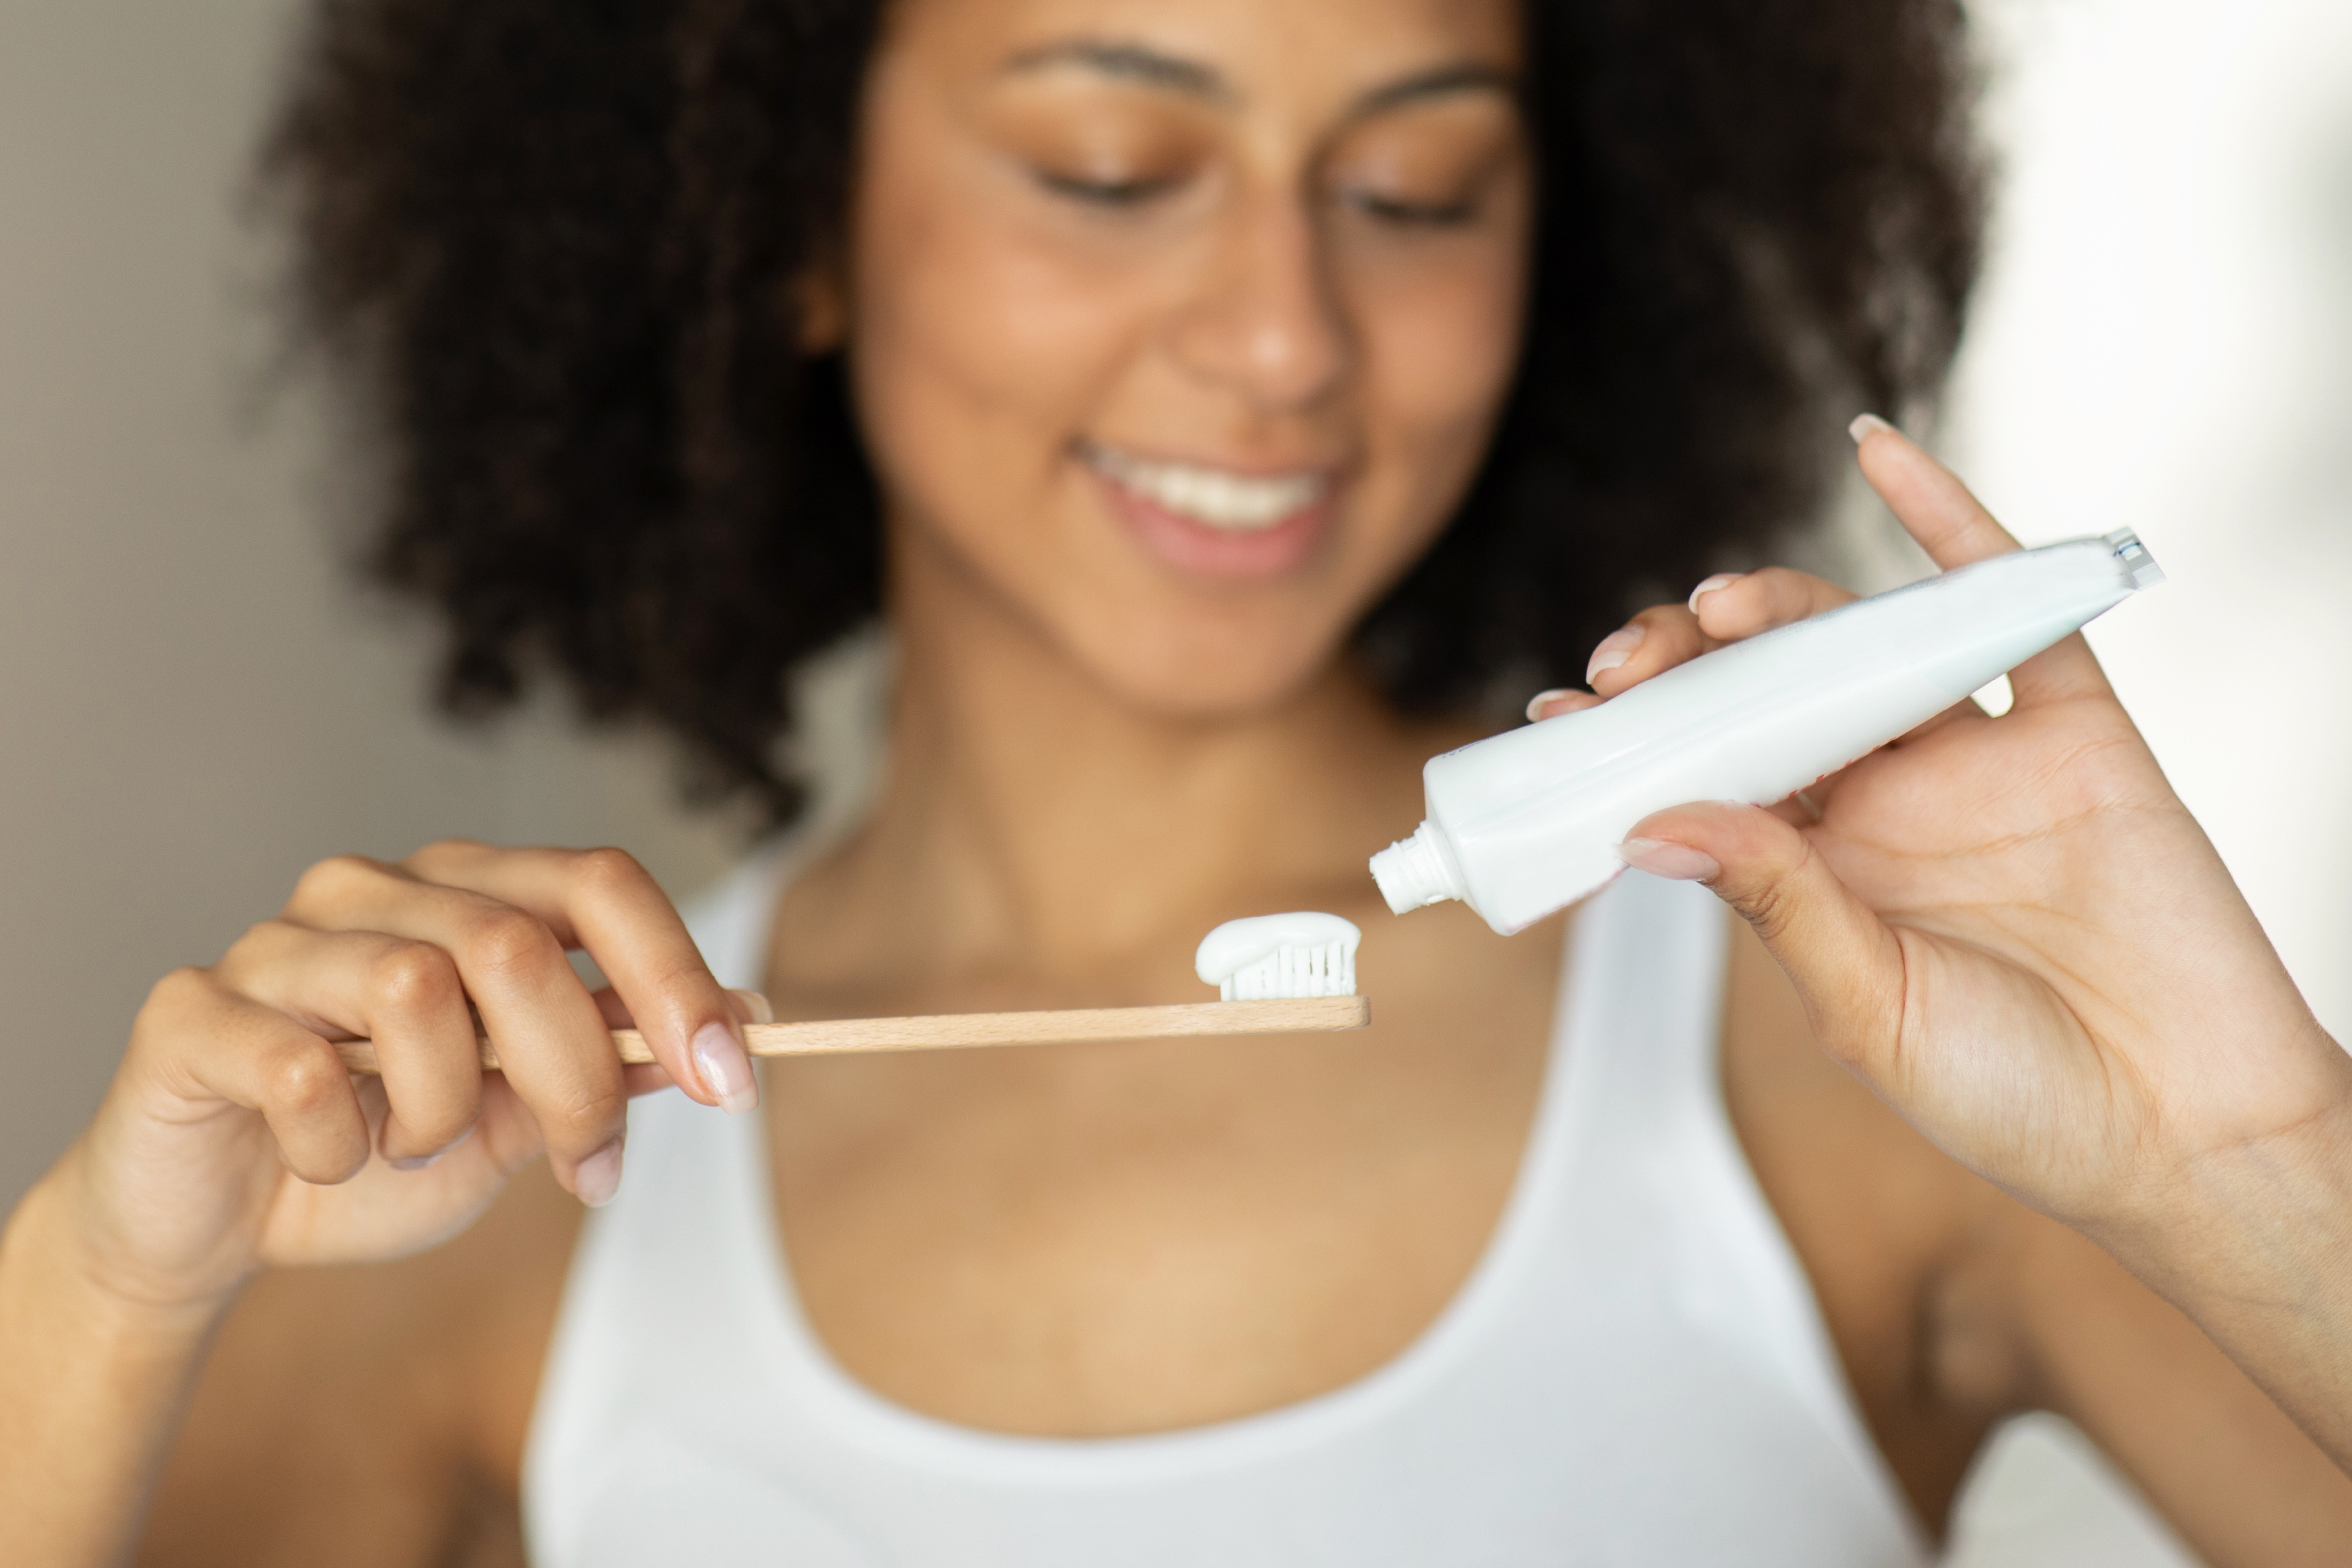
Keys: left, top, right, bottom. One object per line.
{"left": 999, "top": 40, "right": 1518, "bottom": 118}
{"left": 1355, "top": 62, "right": 1518, "bottom": 117}
{"left": 1001, "top": 40, "right": 1231, "bottom": 101}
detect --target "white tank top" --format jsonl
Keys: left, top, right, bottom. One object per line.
{"left": 525, "top": 858, "right": 1928, "bottom": 1567}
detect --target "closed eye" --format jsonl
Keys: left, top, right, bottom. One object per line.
{"left": 1339, "top": 188, "right": 1480, "bottom": 227}
{"left": 1033, "top": 169, "right": 1188, "bottom": 207}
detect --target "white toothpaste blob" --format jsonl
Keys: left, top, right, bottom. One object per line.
{"left": 1082, "top": 442, "right": 1325, "bottom": 532}
{"left": 1195, "top": 912, "right": 1361, "bottom": 1000}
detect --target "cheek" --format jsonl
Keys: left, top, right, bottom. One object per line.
{"left": 846, "top": 152, "right": 1153, "bottom": 549}
{"left": 1348, "top": 232, "right": 1531, "bottom": 527}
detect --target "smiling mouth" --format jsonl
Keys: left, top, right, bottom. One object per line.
{"left": 1078, "top": 442, "right": 1330, "bottom": 533}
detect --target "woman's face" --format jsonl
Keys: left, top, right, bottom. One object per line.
{"left": 841, "top": 0, "right": 1531, "bottom": 715}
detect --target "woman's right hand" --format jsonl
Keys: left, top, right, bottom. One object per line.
{"left": 50, "top": 840, "right": 761, "bottom": 1314}
{"left": 1535, "top": 427, "right": 2352, "bottom": 1468}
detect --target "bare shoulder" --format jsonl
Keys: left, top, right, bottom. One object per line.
{"left": 1717, "top": 912, "right": 2021, "bottom": 1532}
{"left": 137, "top": 1164, "right": 585, "bottom": 1568}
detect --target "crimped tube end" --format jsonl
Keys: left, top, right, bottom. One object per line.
{"left": 2103, "top": 527, "right": 2166, "bottom": 590}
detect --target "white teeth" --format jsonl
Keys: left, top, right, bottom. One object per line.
{"left": 1083, "top": 444, "right": 1325, "bottom": 532}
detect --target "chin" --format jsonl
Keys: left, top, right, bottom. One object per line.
{"left": 1057, "top": 603, "right": 1352, "bottom": 721}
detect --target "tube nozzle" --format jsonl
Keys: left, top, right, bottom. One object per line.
{"left": 1370, "top": 821, "right": 1466, "bottom": 914}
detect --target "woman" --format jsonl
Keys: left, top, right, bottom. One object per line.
{"left": 4, "top": 0, "right": 2349, "bottom": 1561}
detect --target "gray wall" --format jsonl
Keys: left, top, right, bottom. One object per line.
{"left": 0, "top": 0, "right": 744, "bottom": 1206}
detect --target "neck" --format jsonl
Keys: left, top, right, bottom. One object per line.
{"left": 829, "top": 531, "right": 1448, "bottom": 982}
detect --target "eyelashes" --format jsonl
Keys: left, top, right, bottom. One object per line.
{"left": 1030, "top": 169, "right": 1188, "bottom": 207}
{"left": 1334, "top": 188, "right": 1480, "bottom": 228}
{"left": 1031, "top": 166, "right": 1483, "bottom": 228}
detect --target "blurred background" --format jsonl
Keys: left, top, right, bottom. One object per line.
{"left": 2, "top": 0, "right": 2345, "bottom": 1561}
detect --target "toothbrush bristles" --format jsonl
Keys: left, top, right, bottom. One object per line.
{"left": 1219, "top": 940, "right": 1357, "bottom": 1002}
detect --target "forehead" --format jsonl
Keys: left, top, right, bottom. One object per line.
{"left": 884, "top": 0, "right": 1524, "bottom": 108}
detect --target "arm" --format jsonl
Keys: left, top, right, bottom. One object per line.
{"left": 132, "top": 1164, "right": 581, "bottom": 1568}
{"left": 1544, "top": 420, "right": 2352, "bottom": 1474}
{"left": 2114, "top": 1097, "right": 2352, "bottom": 1468}
{"left": 0, "top": 1181, "right": 221, "bottom": 1568}
{"left": 1995, "top": 1201, "right": 2352, "bottom": 1566}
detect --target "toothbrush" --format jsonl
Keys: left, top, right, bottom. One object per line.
{"left": 333, "top": 913, "right": 1366, "bottom": 1073}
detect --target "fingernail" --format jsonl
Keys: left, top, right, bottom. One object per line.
{"left": 1687, "top": 572, "right": 1744, "bottom": 614}
{"left": 1616, "top": 837, "right": 1721, "bottom": 881}
{"left": 1849, "top": 412, "right": 1897, "bottom": 444}
{"left": 727, "top": 987, "right": 774, "bottom": 1025}
{"left": 1524, "top": 687, "right": 1576, "bottom": 723}
{"left": 575, "top": 1137, "right": 625, "bottom": 1208}
{"left": 1586, "top": 624, "right": 1644, "bottom": 682}
{"left": 692, "top": 1020, "right": 759, "bottom": 1115}
{"left": 388, "top": 1125, "right": 471, "bottom": 1172}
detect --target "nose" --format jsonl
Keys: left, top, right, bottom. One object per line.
{"left": 1165, "top": 189, "right": 1352, "bottom": 413}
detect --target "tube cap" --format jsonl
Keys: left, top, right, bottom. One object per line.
{"left": 1369, "top": 822, "right": 1466, "bottom": 914}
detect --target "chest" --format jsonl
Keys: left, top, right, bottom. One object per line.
{"left": 525, "top": 884, "right": 1980, "bottom": 1565}
{"left": 759, "top": 904, "right": 1562, "bottom": 1437}
{"left": 744, "top": 898, "right": 1980, "bottom": 1528}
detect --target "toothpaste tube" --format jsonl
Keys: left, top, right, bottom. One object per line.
{"left": 1370, "top": 530, "right": 2164, "bottom": 934}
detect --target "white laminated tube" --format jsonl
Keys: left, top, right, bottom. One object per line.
{"left": 1370, "top": 529, "right": 2164, "bottom": 935}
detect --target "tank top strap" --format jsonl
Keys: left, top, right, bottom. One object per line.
{"left": 1551, "top": 867, "right": 1731, "bottom": 1125}
{"left": 1542, "top": 872, "right": 1919, "bottom": 1545}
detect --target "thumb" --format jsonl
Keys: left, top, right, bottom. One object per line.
{"left": 1619, "top": 801, "right": 1905, "bottom": 1074}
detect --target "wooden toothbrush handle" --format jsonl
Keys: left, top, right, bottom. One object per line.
{"left": 332, "top": 995, "right": 1369, "bottom": 1075}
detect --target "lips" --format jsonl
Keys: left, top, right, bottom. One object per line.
{"left": 1078, "top": 441, "right": 1339, "bottom": 580}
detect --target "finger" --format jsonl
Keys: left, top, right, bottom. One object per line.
{"left": 587, "top": 987, "right": 759, "bottom": 1099}
{"left": 1613, "top": 801, "right": 1905, "bottom": 1081}
{"left": 282, "top": 857, "right": 627, "bottom": 1206}
{"left": 404, "top": 843, "right": 756, "bottom": 1117}
{"left": 1994, "top": 627, "right": 2120, "bottom": 712}
{"left": 1525, "top": 688, "right": 1604, "bottom": 723}
{"left": 622, "top": 1062, "right": 679, "bottom": 1098}
{"left": 445, "top": 1073, "right": 546, "bottom": 1179}
{"left": 589, "top": 992, "right": 686, "bottom": 1100}
{"left": 1849, "top": 415, "right": 2114, "bottom": 710}
{"left": 1589, "top": 567, "right": 1861, "bottom": 703}
{"left": 136, "top": 969, "right": 374, "bottom": 1185}
{"left": 1851, "top": 415, "right": 2020, "bottom": 569}
{"left": 1685, "top": 566, "right": 1857, "bottom": 642}
{"left": 216, "top": 921, "right": 483, "bottom": 1169}
{"left": 1793, "top": 685, "right": 2000, "bottom": 820}
{"left": 1685, "top": 554, "right": 1977, "bottom": 817}
{"left": 1892, "top": 692, "right": 1995, "bottom": 749}
{"left": 1587, "top": 604, "right": 1712, "bottom": 698}
{"left": 582, "top": 984, "right": 772, "bottom": 1030}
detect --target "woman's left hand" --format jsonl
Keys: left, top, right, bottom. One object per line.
{"left": 1537, "top": 419, "right": 2352, "bottom": 1466}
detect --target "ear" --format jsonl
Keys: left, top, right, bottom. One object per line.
{"left": 789, "top": 260, "right": 847, "bottom": 354}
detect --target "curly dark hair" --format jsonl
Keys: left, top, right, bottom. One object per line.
{"left": 267, "top": 0, "right": 1981, "bottom": 824}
